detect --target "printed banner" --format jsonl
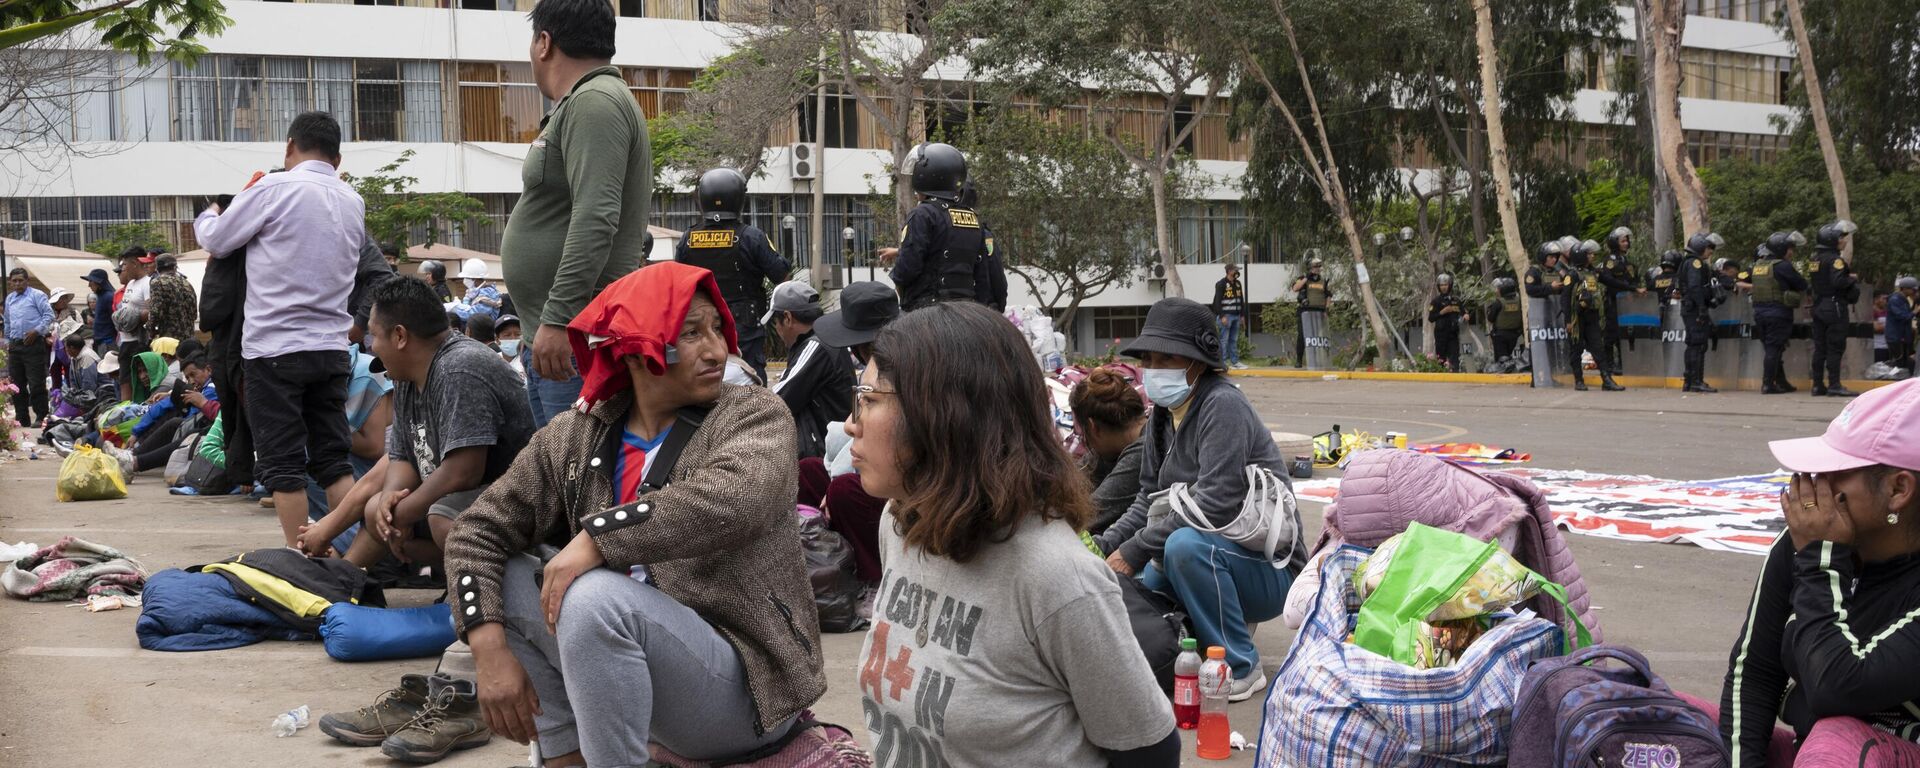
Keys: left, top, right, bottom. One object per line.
{"left": 1296, "top": 467, "right": 1786, "bottom": 556}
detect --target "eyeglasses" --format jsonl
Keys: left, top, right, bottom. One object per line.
{"left": 849, "top": 384, "right": 897, "bottom": 425}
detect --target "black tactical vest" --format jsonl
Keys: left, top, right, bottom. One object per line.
{"left": 680, "top": 224, "right": 760, "bottom": 322}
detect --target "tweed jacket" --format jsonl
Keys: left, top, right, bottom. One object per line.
{"left": 444, "top": 383, "right": 826, "bottom": 735}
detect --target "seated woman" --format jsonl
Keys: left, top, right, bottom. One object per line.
{"left": 442, "top": 262, "right": 825, "bottom": 767}
{"left": 1070, "top": 368, "right": 1147, "bottom": 534}
{"left": 848, "top": 301, "right": 1178, "bottom": 766}
{"left": 1715, "top": 379, "right": 1920, "bottom": 767}
{"left": 1094, "top": 297, "right": 1299, "bottom": 702}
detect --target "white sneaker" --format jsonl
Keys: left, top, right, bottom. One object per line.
{"left": 1233, "top": 363, "right": 1250, "bottom": 370}
{"left": 1228, "top": 668, "right": 1269, "bottom": 702}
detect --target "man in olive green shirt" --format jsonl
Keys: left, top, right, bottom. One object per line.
{"left": 501, "top": 0, "right": 651, "bottom": 426}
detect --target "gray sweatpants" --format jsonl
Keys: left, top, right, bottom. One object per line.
{"left": 499, "top": 554, "right": 796, "bottom": 765}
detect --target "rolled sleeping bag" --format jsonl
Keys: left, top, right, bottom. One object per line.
{"left": 319, "top": 602, "right": 456, "bottom": 662}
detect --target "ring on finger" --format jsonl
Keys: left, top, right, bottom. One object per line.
{"left": 1802, "top": 501, "right": 1819, "bottom": 509}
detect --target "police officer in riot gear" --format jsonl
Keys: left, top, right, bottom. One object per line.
{"left": 1648, "top": 251, "right": 1682, "bottom": 304}
{"left": 1565, "top": 241, "right": 1626, "bottom": 391}
{"left": 1600, "top": 226, "right": 1637, "bottom": 374}
{"left": 675, "top": 167, "right": 793, "bottom": 382}
{"left": 1427, "top": 273, "right": 1467, "bottom": 372}
{"left": 892, "top": 142, "right": 992, "bottom": 312}
{"left": 1751, "top": 231, "right": 1809, "bottom": 394}
{"left": 1486, "top": 276, "right": 1523, "bottom": 368}
{"left": 1293, "top": 256, "right": 1331, "bottom": 367}
{"left": 957, "top": 180, "right": 1009, "bottom": 312}
{"left": 1525, "top": 241, "right": 1567, "bottom": 301}
{"left": 1678, "top": 232, "right": 1726, "bottom": 393}
{"left": 1808, "top": 219, "right": 1862, "bottom": 397}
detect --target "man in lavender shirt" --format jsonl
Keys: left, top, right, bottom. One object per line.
{"left": 193, "top": 112, "right": 367, "bottom": 548}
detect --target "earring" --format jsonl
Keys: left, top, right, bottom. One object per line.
{"left": 1890, "top": 513, "right": 1902, "bottom": 525}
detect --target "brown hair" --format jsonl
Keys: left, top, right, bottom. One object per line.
{"left": 1069, "top": 368, "right": 1145, "bottom": 433}
{"left": 871, "top": 302, "right": 1094, "bottom": 563}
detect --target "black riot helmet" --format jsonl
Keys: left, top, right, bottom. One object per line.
{"left": 1534, "top": 241, "right": 1565, "bottom": 265}
{"left": 1659, "top": 250, "right": 1683, "bottom": 271}
{"left": 1605, "top": 226, "right": 1632, "bottom": 255}
{"left": 1437, "top": 272, "right": 1454, "bottom": 289}
{"left": 957, "top": 179, "right": 979, "bottom": 209}
{"left": 908, "top": 142, "right": 967, "bottom": 202}
{"left": 1764, "top": 231, "right": 1806, "bottom": 259}
{"left": 1816, "top": 219, "right": 1858, "bottom": 249}
{"left": 1494, "top": 276, "right": 1517, "bottom": 297}
{"left": 1685, "top": 232, "right": 1725, "bottom": 257}
{"left": 1567, "top": 239, "right": 1599, "bottom": 268}
{"left": 696, "top": 168, "right": 748, "bottom": 223}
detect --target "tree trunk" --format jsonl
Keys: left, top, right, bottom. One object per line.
{"left": 1466, "top": 105, "right": 1489, "bottom": 250}
{"left": 1640, "top": 0, "right": 1710, "bottom": 236}
{"left": 1633, "top": 9, "right": 1678, "bottom": 252}
{"left": 1471, "top": 0, "right": 1534, "bottom": 329}
{"left": 1148, "top": 164, "right": 1186, "bottom": 298}
{"left": 1784, "top": 0, "right": 1852, "bottom": 258}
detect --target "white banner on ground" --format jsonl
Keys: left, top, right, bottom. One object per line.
{"left": 1295, "top": 466, "right": 1785, "bottom": 556}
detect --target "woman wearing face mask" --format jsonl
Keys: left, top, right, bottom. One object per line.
{"left": 495, "top": 315, "right": 526, "bottom": 382}
{"left": 847, "top": 302, "right": 1179, "bottom": 767}
{"left": 1710, "top": 379, "right": 1920, "bottom": 768}
{"left": 1094, "top": 297, "right": 1297, "bottom": 703}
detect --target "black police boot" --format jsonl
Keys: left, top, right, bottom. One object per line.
{"left": 1812, "top": 383, "right": 1829, "bottom": 397}
{"left": 1601, "top": 372, "right": 1625, "bottom": 392}
{"left": 1763, "top": 383, "right": 1787, "bottom": 394}
{"left": 1827, "top": 385, "right": 1860, "bottom": 398}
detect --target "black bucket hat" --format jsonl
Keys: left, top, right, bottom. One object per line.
{"left": 814, "top": 282, "right": 901, "bottom": 349}
{"left": 1122, "top": 297, "right": 1225, "bottom": 370}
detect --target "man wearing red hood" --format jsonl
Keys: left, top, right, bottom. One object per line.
{"left": 442, "top": 262, "right": 824, "bottom": 766}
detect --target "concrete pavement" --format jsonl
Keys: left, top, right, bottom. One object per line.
{"left": 0, "top": 378, "right": 1847, "bottom": 766}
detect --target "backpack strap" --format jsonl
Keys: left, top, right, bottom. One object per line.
{"left": 638, "top": 405, "right": 710, "bottom": 495}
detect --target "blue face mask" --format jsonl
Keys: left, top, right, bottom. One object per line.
{"left": 499, "top": 339, "right": 520, "bottom": 358}
{"left": 1143, "top": 366, "right": 1195, "bottom": 409}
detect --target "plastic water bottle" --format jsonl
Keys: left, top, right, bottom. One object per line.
{"left": 271, "top": 705, "right": 310, "bottom": 737}
{"left": 1172, "top": 638, "right": 1202, "bottom": 730}
{"left": 1196, "top": 646, "right": 1232, "bottom": 760}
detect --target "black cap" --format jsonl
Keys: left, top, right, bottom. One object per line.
{"left": 814, "top": 282, "right": 901, "bottom": 349}
{"left": 85, "top": 268, "right": 111, "bottom": 287}
{"left": 1121, "top": 297, "right": 1225, "bottom": 370}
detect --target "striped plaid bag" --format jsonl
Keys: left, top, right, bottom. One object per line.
{"left": 1257, "top": 546, "right": 1565, "bottom": 768}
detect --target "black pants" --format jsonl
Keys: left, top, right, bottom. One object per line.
{"left": 1811, "top": 299, "right": 1848, "bottom": 388}
{"left": 1892, "top": 337, "right": 1916, "bottom": 372}
{"left": 1570, "top": 311, "right": 1610, "bottom": 384}
{"left": 1754, "top": 304, "right": 1794, "bottom": 388}
{"left": 244, "top": 350, "right": 351, "bottom": 494}
{"left": 1295, "top": 312, "right": 1306, "bottom": 366}
{"left": 1683, "top": 304, "right": 1712, "bottom": 386}
{"left": 1435, "top": 329, "right": 1460, "bottom": 372}
{"left": 134, "top": 414, "right": 183, "bottom": 472}
{"left": 6, "top": 338, "right": 50, "bottom": 426}
{"left": 208, "top": 325, "right": 253, "bottom": 485}
{"left": 1492, "top": 330, "right": 1519, "bottom": 362}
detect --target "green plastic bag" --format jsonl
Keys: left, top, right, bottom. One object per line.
{"left": 1350, "top": 523, "right": 1590, "bottom": 666}
{"left": 56, "top": 444, "right": 129, "bottom": 502}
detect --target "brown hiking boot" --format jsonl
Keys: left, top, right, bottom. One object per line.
{"left": 318, "top": 673, "right": 432, "bottom": 747}
{"left": 380, "top": 676, "right": 492, "bottom": 764}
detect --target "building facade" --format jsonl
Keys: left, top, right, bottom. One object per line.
{"left": 0, "top": 0, "right": 1797, "bottom": 354}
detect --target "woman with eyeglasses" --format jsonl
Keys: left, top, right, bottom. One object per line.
{"left": 1712, "top": 379, "right": 1920, "bottom": 767}
{"left": 846, "top": 302, "right": 1179, "bottom": 767}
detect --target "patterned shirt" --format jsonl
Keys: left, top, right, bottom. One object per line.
{"left": 148, "top": 272, "right": 199, "bottom": 341}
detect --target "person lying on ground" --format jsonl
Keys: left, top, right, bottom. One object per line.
{"left": 443, "top": 262, "right": 825, "bottom": 767}
{"left": 1071, "top": 367, "right": 1147, "bottom": 535}
{"left": 1713, "top": 378, "right": 1920, "bottom": 768}
{"left": 300, "top": 277, "right": 532, "bottom": 567}
{"left": 847, "top": 301, "right": 1180, "bottom": 767}
{"left": 1094, "top": 296, "right": 1301, "bottom": 703}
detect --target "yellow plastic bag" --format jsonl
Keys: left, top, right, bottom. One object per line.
{"left": 56, "top": 445, "right": 128, "bottom": 502}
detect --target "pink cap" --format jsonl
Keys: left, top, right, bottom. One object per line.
{"left": 1770, "top": 380, "right": 1920, "bottom": 473}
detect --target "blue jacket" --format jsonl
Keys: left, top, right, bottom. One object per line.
{"left": 133, "top": 382, "right": 218, "bottom": 438}
{"left": 92, "top": 287, "right": 117, "bottom": 346}
{"left": 1890, "top": 293, "right": 1915, "bottom": 343}
{"left": 135, "top": 569, "right": 311, "bottom": 652}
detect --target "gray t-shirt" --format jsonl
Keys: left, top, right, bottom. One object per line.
{"left": 387, "top": 333, "right": 535, "bottom": 483}
{"left": 858, "top": 510, "right": 1174, "bottom": 767}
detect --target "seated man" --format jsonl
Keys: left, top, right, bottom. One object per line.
{"left": 443, "top": 262, "right": 826, "bottom": 767}
{"left": 302, "top": 277, "right": 532, "bottom": 568}
{"left": 765, "top": 280, "right": 853, "bottom": 458}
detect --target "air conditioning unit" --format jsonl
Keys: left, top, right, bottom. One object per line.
{"left": 1145, "top": 261, "right": 1167, "bottom": 285}
{"left": 790, "top": 143, "right": 820, "bottom": 181}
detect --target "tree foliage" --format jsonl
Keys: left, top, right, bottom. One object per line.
{"left": 650, "top": 32, "right": 825, "bottom": 190}
{"left": 959, "top": 113, "right": 1152, "bottom": 344}
{"left": 1784, "top": 0, "right": 1920, "bottom": 174}
{"left": 1, "top": 0, "right": 228, "bottom": 62}
{"left": 1702, "top": 138, "right": 1920, "bottom": 284}
{"left": 83, "top": 221, "right": 169, "bottom": 258}
{"left": 340, "top": 150, "right": 487, "bottom": 251}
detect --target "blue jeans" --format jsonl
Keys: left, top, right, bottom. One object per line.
{"left": 1220, "top": 315, "right": 1242, "bottom": 365}
{"left": 522, "top": 343, "right": 584, "bottom": 428}
{"left": 1141, "top": 527, "right": 1294, "bottom": 679}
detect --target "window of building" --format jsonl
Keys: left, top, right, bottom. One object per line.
{"left": 798, "top": 90, "right": 861, "bottom": 149}
{"left": 458, "top": 62, "right": 545, "bottom": 143}
{"left": 1092, "top": 307, "right": 1151, "bottom": 341}
{"left": 622, "top": 67, "right": 696, "bottom": 119}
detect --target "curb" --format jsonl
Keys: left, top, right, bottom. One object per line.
{"left": 1232, "top": 368, "right": 1894, "bottom": 392}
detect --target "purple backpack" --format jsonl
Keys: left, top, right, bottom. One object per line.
{"left": 1510, "top": 645, "right": 1728, "bottom": 768}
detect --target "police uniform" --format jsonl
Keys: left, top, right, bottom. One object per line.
{"left": 1427, "top": 288, "right": 1464, "bottom": 372}
{"left": 1678, "top": 248, "right": 1716, "bottom": 392}
{"left": 1599, "top": 250, "right": 1636, "bottom": 374}
{"left": 1749, "top": 250, "right": 1807, "bottom": 394}
{"left": 1295, "top": 271, "right": 1330, "bottom": 366}
{"left": 1565, "top": 258, "right": 1624, "bottom": 391}
{"left": 981, "top": 226, "right": 1010, "bottom": 312}
{"left": 892, "top": 198, "right": 990, "bottom": 312}
{"left": 675, "top": 221, "right": 792, "bottom": 380}
{"left": 1487, "top": 288, "right": 1523, "bottom": 363}
{"left": 1808, "top": 246, "right": 1857, "bottom": 396}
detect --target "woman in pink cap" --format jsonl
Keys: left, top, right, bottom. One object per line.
{"left": 1716, "top": 378, "right": 1920, "bottom": 767}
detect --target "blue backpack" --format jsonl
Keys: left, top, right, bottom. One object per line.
{"left": 1509, "top": 644, "right": 1728, "bottom": 768}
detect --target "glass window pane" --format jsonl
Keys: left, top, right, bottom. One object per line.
{"left": 401, "top": 61, "right": 444, "bottom": 142}
{"left": 357, "top": 60, "right": 398, "bottom": 81}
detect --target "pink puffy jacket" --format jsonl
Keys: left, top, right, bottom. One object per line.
{"left": 1285, "top": 449, "right": 1603, "bottom": 641}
